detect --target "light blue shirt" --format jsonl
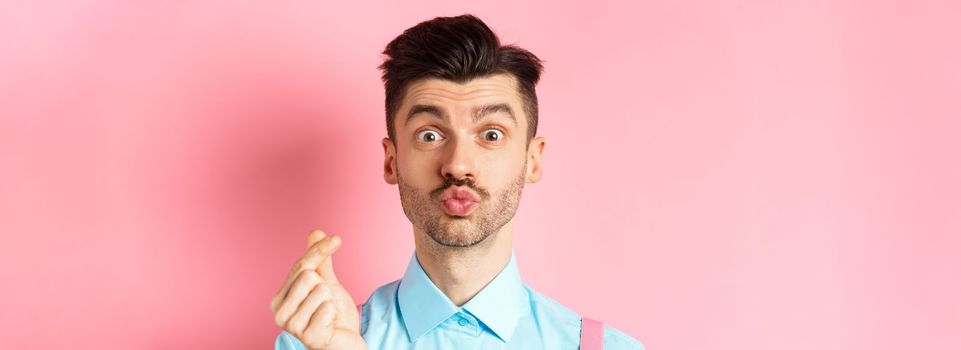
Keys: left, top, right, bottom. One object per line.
{"left": 276, "top": 250, "right": 644, "bottom": 349}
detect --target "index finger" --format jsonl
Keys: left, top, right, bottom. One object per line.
{"left": 307, "top": 229, "right": 328, "bottom": 248}
{"left": 276, "top": 232, "right": 341, "bottom": 301}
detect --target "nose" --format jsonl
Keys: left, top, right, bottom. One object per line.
{"left": 440, "top": 135, "right": 477, "bottom": 182}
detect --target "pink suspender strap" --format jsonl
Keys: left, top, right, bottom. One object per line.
{"left": 580, "top": 317, "right": 605, "bottom": 350}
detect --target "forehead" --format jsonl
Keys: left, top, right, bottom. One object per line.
{"left": 399, "top": 74, "right": 524, "bottom": 115}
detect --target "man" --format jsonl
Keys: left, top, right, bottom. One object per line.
{"left": 269, "top": 14, "right": 644, "bottom": 349}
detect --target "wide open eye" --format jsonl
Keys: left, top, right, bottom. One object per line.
{"left": 416, "top": 129, "right": 443, "bottom": 143}
{"left": 482, "top": 128, "right": 504, "bottom": 142}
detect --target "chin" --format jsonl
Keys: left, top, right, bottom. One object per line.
{"left": 440, "top": 221, "right": 474, "bottom": 233}
{"left": 435, "top": 224, "right": 478, "bottom": 239}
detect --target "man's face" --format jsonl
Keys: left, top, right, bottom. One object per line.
{"left": 381, "top": 73, "right": 545, "bottom": 248}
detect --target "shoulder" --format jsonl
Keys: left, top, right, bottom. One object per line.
{"left": 358, "top": 278, "right": 401, "bottom": 334}
{"left": 362, "top": 278, "right": 401, "bottom": 308}
{"left": 526, "top": 285, "right": 582, "bottom": 326}
{"left": 526, "top": 285, "right": 645, "bottom": 350}
{"left": 602, "top": 323, "right": 646, "bottom": 350}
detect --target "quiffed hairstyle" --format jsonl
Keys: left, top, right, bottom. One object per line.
{"left": 378, "top": 14, "right": 545, "bottom": 142}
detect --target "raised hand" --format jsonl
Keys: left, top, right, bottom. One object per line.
{"left": 270, "top": 230, "right": 366, "bottom": 350}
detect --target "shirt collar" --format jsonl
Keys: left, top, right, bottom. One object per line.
{"left": 397, "top": 250, "right": 529, "bottom": 343}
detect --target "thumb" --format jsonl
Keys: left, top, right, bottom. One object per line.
{"left": 316, "top": 235, "right": 341, "bottom": 282}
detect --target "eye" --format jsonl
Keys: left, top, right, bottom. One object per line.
{"left": 416, "top": 129, "right": 443, "bottom": 143}
{"left": 482, "top": 128, "right": 504, "bottom": 142}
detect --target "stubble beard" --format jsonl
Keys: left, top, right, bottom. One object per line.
{"left": 397, "top": 164, "right": 526, "bottom": 248}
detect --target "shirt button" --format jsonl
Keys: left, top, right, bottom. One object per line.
{"left": 457, "top": 318, "right": 469, "bottom": 326}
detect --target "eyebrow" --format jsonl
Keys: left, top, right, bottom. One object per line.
{"left": 405, "top": 103, "right": 517, "bottom": 126}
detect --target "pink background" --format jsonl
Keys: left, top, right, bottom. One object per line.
{"left": 2, "top": 1, "right": 959, "bottom": 349}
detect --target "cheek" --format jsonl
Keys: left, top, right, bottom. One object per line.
{"left": 480, "top": 153, "right": 526, "bottom": 180}
{"left": 397, "top": 151, "right": 438, "bottom": 180}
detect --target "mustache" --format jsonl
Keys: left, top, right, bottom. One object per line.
{"left": 431, "top": 177, "right": 490, "bottom": 199}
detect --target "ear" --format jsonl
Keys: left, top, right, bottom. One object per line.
{"left": 382, "top": 137, "right": 398, "bottom": 184}
{"left": 525, "top": 136, "right": 545, "bottom": 183}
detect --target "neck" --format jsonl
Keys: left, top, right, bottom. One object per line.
{"left": 413, "top": 221, "right": 514, "bottom": 307}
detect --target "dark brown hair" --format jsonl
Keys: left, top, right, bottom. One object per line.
{"left": 379, "top": 14, "right": 544, "bottom": 142}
